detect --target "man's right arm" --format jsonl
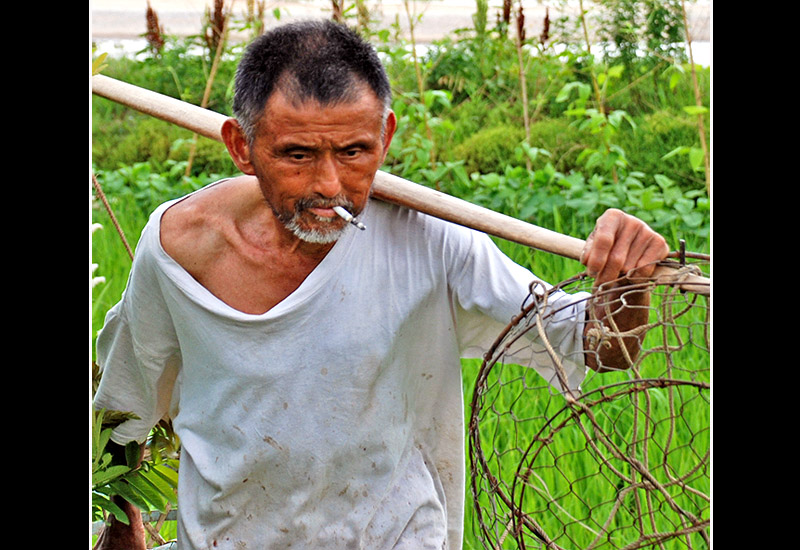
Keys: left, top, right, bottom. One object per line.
{"left": 580, "top": 208, "right": 669, "bottom": 372}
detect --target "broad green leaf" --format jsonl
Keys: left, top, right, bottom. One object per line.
{"left": 681, "top": 211, "right": 704, "bottom": 228}
{"left": 664, "top": 186, "right": 684, "bottom": 206}
{"left": 127, "top": 472, "right": 168, "bottom": 510}
{"left": 93, "top": 426, "right": 112, "bottom": 464}
{"left": 689, "top": 147, "right": 706, "bottom": 171}
{"left": 669, "top": 71, "right": 681, "bottom": 90}
{"left": 108, "top": 479, "right": 151, "bottom": 511}
{"left": 683, "top": 105, "right": 709, "bottom": 116}
{"left": 654, "top": 174, "right": 674, "bottom": 190}
{"left": 556, "top": 81, "right": 590, "bottom": 104}
{"left": 93, "top": 464, "right": 132, "bottom": 488}
{"left": 519, "top": 196, "right": 540, "bottom": 220}
{"left": 141, "top": 467, "right": 179, "bottom": 505}
{"left": 661, "top": 146, "right": 689, "bottom": 161}
{"left": 607, "top": 64, "right": 625, "bottom": 79}
{"left": 563, "top": 108, "right": 586, "bottom": 118}
{"left": 92, "top": 53, "right": 108, "bottom": 76}
{"left": 92, "top": 493, "right": 129, "bottom": 525}
{"left": 640, "top": 188, "right": 664, "bottom": 211}
{"left": 150, "top": 463, "right": 180, "bottom": 487}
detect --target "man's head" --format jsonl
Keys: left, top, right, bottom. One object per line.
{"left": 232, "top": 19, "right": 393, "bottom": 143}
{"left": 221, "top": 20, "right": 397, "bottom": 247}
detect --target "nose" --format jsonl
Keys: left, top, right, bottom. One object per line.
{"left": 312, "top": 154, "right": 343, "bottom": 198}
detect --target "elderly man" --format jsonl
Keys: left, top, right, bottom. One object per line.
{"left": 93, "top": 19, "right": 668, "bottom": 550}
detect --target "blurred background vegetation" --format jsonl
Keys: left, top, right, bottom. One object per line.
{"left": 91, "top": 0, "right": 710, "bottom": 246}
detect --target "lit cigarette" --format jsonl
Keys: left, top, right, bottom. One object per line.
{"left": 332, "top": 206, "right": 366, "bottom": 230}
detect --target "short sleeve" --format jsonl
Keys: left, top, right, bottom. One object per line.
{"left": 447, "top": 228, "right": 589, "bottom": 393}
{"left": 93, "top": 213, "right": 182, "bottom": 445}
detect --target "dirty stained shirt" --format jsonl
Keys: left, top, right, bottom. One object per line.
{"left": 94, "top": 187, "right": 589, "bottom": 550}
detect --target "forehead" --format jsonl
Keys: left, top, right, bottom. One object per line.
{"left": 256, "top": 87, "right": 386, "bottom": 144}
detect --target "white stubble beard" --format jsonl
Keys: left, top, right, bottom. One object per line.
{"left": 283, "top": 211, "right": 349, "bottom": 244}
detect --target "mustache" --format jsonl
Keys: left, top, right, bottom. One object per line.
{"left": 272, "top": 196, "right": 357, "bottom": 225}
{"left": 295, "top": 196, "right": 355, "bottom": 212}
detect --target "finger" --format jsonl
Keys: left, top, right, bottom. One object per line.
{"left": 580, "top": 210, "right": 616, "bottom": 274}
{"left": 581, "top": 209, "right": 626, "bottom": 285}
{"left": 615, "top": 212, "right": 669, "bottom": 277}
{"left": 623, "top": 230, "right": 669, "bottom": 279}
{"left": 595, "top": 218, "right": 637, "bottom": 286}
{"left": 582, "top": 209, "right": 668, "bottom": 287}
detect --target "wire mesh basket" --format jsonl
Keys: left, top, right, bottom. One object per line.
{"left": 469, "top": 260, "right": 710, "bottom": 550}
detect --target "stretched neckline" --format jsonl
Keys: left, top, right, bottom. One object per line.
{"left": 150, "top": 180, "right": 364, "bottom": 320}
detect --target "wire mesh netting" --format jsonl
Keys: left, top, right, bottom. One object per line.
{"left": 469, "top": 259, "right": 710, "bottom": 550}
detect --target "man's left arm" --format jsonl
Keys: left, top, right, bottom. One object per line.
{"left": 579, "top": 208, "right": 670, "bottom": 372}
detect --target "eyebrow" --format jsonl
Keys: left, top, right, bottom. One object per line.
{"left": 277, "top": 144, "right": 315, "bottom": 155}
{"left": 276, "top": 138, "right": 376, "bottom": 156}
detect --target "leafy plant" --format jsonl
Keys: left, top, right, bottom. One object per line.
{"left": 452, "top": 124, "right": 527, "bottom": 175}
{"left": 92, "top": 409, "right": 179, "bottom": 526}
{"left": 386, "top": 89, "right": 460, "bottom": 188}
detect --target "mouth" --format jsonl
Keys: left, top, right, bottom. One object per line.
{"left": 297, "top": 198, "right": 356, "bottom": 221}
{"left": 306, "top": 206, "right": 339, "bottom": 219}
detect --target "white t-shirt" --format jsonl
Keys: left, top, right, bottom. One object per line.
{"left": 94, "top": 186, "right": 589, "bottom": 549}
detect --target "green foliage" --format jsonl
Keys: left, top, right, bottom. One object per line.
{"left": 618, "top": 109, "right": 708, "bottom": 187}
{"left": 456, "top": 150, "right": 708, "bottom": 248}
{"left": 92, "top": 105, "right": 238, "bottom": 176}
{"left": 92, "top": 409, "right": 179, "bottom": 525}
{"left": 93, "top": 161, "right": 225, "bottom": 216}
{"left": 453, "top": 125, "right": 527, "bottom": 175}
{"left": 91, "top": 195, "right": 148, "bottom": 348}
{"left": 527, "top": 117, "right": 593, "bottom": 172}
{"left": 424, "top": 27, "right": 518, "bottom": 104}
{"left": 99, "top": 37, "right": 240, "bottom": 112}
{"left": 386, "top": 88, "right": 467, "bottom": 188}
{"left": 593, "top": 0, "right": 687, "bottom": 68}
{"left": 91, "top": 37, "right": 240, "bottom": 177}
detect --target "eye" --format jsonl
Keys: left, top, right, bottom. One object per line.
{"left": 284, "top": 149, "right": 312, "bottom": 162}
{"left": 342, "top": 147, "right": 364, "bottom": 159}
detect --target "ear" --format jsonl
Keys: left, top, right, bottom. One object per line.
{"left": 221, "top": 118, "right": 257, "bottom": 175}
{"left": 380, "top": 110, "right": 397, "bottom": 162}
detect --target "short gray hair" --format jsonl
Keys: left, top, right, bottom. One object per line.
{"left": 232, "top": 20, "right": 393, "bottom": 142}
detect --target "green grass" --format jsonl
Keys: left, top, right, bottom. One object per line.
{"left": 461, "top": 275, "right": 710, "bottom": 550}
{"left": 91, "top": 194, "right": 149, "bottom": 359}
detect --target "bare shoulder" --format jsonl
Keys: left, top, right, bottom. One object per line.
{"left": 159, "top": 176, "right": 259, "bottom": 271}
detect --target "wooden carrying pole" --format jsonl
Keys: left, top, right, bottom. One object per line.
{"left": 91, "top": 75, "right": 709, "bottom": 295}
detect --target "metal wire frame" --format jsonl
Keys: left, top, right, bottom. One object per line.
{"left": 469, "top": 260, "right": 710, "bottom": 550}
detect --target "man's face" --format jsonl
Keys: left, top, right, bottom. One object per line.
{"left": 245, "top": 87, "right": 394, "bottom": 245}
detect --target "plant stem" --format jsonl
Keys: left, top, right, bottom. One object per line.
{"left": 680, "top": 0, "right": 710, "bottom": 194}
{"left": 331, "top": 0, "right": 344, "bottom": 22}
{"left": 515, "top": 3, "right": 531, "bottom": 171}
{"left": 92, "top": 173, "right": 134, "bottom": 261}
{"left": 185, "top": 1, "right": 230, "bottom": 177}
{"left": 577, "top": 0, "right": 604, "bottom": 116}
{"left": 577, "top": 0, "right": 617, "bottom": 184}
{"left": 403, "top": 0, "right": 436, "bottom": 175}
